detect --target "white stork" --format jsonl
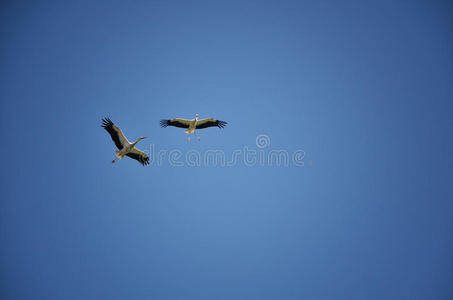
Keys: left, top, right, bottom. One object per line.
{"left": 101, "top": 118, "right": 150, "bottom": 166}
{"left": 160, "top": 114, "right": 227, "bottom": 142}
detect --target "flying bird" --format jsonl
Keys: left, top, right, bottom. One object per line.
{"left": 101, "top": 118, "right": 150, "bottom": 165}
{"left": 160, "top": 114, "right": 227, "bottom": 142}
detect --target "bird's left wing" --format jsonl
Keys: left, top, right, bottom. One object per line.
{"left": 160, "top": 118, "right": 191, "bottom": 128}
{"left": 196, "top": 118, "right": 228, "bottom": 129}
{"left": 126, "top": 148, "right": 150, "bottom": 166}
{"left": 102, "top": 118, "right": 131, "bottom": 150}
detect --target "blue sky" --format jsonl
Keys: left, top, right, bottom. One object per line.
{"left": 1, "top": 1, "right": 452, "bottom": 299}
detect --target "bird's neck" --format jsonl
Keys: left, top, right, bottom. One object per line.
{"left": 132, "top": 138, "right": 142, "bottom": 146}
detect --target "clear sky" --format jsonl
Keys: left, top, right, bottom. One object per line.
{"left": 1, "top": 1, "right": 452, "bottom": 299}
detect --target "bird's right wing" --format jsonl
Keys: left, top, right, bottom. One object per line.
{"left": 196, "top": 118, "right": 228, "bottom": 129}
{"left": 126, "top": 148, "right": 150, "bottom": 166}
{"left": 101, "top": 118, "right": 131, "bottom": 150}
{"left": 160, "top": 118, "right": 191, "bottom": 128}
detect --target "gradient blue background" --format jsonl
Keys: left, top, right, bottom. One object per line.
{"left": 1, "top": 1, "right": 452, "bottom": 299}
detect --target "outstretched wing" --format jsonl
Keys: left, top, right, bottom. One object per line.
{"left": 196, "top": 118, "right": 227, "bottom": 129}
{"left": 126, "top": 148, "right": 150, "bottom": 166}
{"left": 160, "top": 118, "right": 191, "bottom": 128}
{"left": 101, "top": 118, "right": 130, "bottom": 150}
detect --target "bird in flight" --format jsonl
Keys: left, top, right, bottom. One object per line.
{"left": 160, "top": 114, "right": 227, "bottom": 142}
{"left": 101, "top": 118, "right": 150, "bottom": 166}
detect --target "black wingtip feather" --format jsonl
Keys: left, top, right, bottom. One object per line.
{"left": 139, "top": 156, "right": 150, "bottom": 166}
{"left": 218, "top": 120, "right": 227, "bottom": 128}
{"left": 101, "top": 117, "right": 114, "bottom": 128}
{"left": 160, "top": 119, "right": 169, "bottom": 128}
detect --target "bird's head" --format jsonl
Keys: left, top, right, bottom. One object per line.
{"left": 139, "top": 136, "right": 147, "bottom": 140}
{"left": 195, "top": 114, "right": 199, "bottom": 119}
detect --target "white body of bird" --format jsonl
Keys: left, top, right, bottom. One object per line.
{"left": 185, "top": 114, "right": 199, "bottom": 134}
{"left": 115, "top": 138, "right": 146, "bottom": 159}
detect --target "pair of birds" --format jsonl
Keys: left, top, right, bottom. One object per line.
{"left": 102, "top": 114, "right": 228, "bottom": 166}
